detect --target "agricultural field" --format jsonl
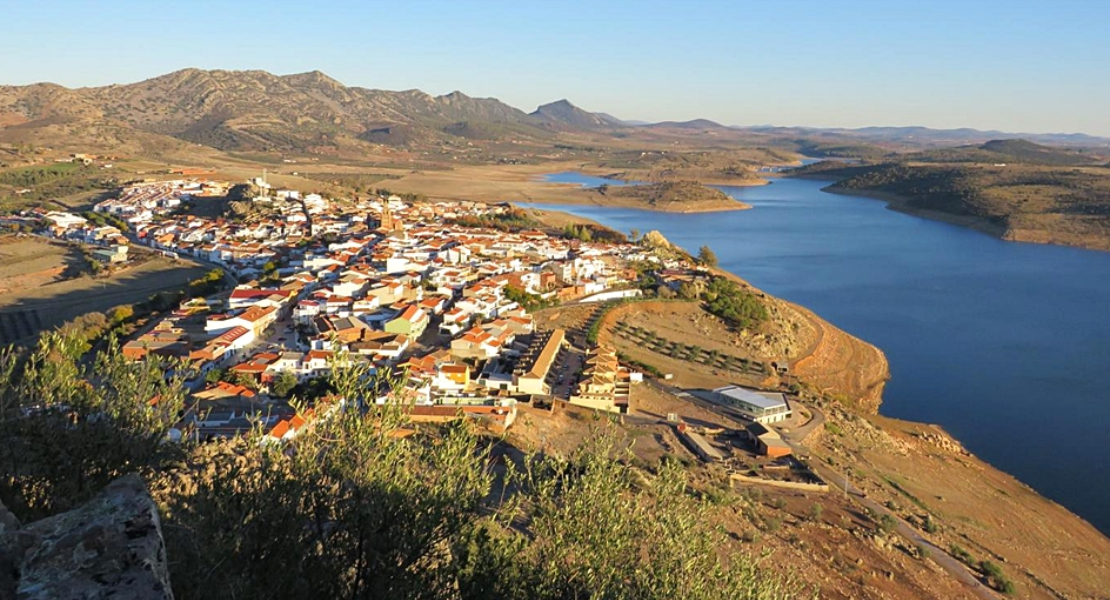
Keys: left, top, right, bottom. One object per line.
{"left": 591, "top": 300, "right": 814, "bottom": 390}
{"left": 0, "top": 236, "right": 89, "bottom": 294}
{"left": 0, "top": 235, "right": 206, "bottom": 345}
{"left": 610, "top": 320, "right": 768, "bottom": 379}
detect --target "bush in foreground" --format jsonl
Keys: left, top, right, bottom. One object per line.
{"left": 0, "top": 333, "right": 802, "bottom": 600}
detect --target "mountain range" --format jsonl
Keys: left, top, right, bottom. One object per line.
{"left": 0, "top": 68, "right": 626, "bottom": 154}
{"left": 1, "top": 68, "right": 1107, "bottom": 155}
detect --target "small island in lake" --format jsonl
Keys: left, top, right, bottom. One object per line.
{"left": 584, "top": 180, "right": 750, "bottom": 213}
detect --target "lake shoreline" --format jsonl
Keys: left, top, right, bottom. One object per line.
{"left": 524, "top": 203, "right": 889, "bottom": 409}
{"left": 820, "top": 185, "right": 1009, "bottom": 239}
{"left": 793, "top": 173, "right": 1110, "bottom": 253}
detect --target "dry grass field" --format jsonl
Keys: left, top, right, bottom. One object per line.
{"left": 0, "top": 236, "right": 206, "bottom": 344}
{"left": 0, "top": 236, "right": 85, "bottom": 295}
{"left": 594, "top": 300, "right": 819, "bottom": 390}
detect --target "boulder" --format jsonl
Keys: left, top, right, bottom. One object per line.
{"left": 0, "top": 474, "right": 173, "bottom": 599}
{"left": 0, "top": 497, "right": 24, "bottom": 596}
{"left": 0, "top": 499, "right": 19, "bottom": 534}
{"left": 639, "top": 230, "right": 673, "bottom": 249}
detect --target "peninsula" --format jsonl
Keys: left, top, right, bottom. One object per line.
{"left": 790, "top": 140, "right": 1110, "bottom": 252}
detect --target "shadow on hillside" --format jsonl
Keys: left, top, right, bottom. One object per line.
{"left": 0, "top": 262, "right": 206, "bottom": 345}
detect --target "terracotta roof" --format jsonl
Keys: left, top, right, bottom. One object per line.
{"left": 269, "top": 421, "right": 290, "bottom": 439}
{"left": 230, "top": 288, "right": 291, "bottom": 300}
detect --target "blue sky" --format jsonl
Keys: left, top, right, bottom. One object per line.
{"left": 3, "top": 0, "right": 1109, "bottom": 135}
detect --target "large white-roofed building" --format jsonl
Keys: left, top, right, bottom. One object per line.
{"left": 711, "top": 385, "right": 791, "bottom": 424}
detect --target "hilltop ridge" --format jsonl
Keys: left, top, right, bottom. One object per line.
{"left": 0, "top": 68, "right": 621, "bottom": 153}
{"left": 530, "top": 99, "right": 624, "bottom": 130}
{"left": 6, "top": 68, "right": 1108, "bottom": 161}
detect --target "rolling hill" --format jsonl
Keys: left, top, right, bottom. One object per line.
{"left": 910, "top": 138, "right": 1103, "bottom": 166}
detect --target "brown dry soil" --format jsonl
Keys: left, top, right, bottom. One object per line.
{"left": 0, "top": 236, "right": 81, "bottom": 295}
{"left": 509, "top": 395, "right": 990, "bottom": 600}
{"left": 812, "top": 409, "right": 1110, "bottom": 600}
{"left": 0, "top": 236, "right": 207, "bottom": 344}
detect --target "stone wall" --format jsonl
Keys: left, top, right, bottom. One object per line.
{"left": 0, "top": 474, "right": 174, "bottom": 599}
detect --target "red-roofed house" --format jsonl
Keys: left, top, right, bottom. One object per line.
{"left": 384, "top": 304, "right": 429, "bottom": 338}
{"left": 228, "top": 287, "right": 293, "bottom": 310}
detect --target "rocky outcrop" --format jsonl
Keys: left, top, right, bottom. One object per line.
{"left": 0, "top": 500, "right": 18, "bottom": 535}
{"left": 639, "top": 230, "right": 673, "bottom": 250}
{"left": 0, "top": 474, "right": 173, "bottom": 600}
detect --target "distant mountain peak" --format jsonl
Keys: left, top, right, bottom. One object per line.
{"left": 282, "top": 70, "right": 344, "bottom": 87}
{"left": 647, "top": 118, "right": 725, "bottom": 130}
{"left": 440, "top": 90, "right": 476, "bottom": 104}
{"left": 530, "top": 99, "right": 623, "bottom": 129}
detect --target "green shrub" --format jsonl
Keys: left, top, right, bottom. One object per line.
{"left": 979, "top": 560, "right": 1015, "bottom": 594}
{"left": 950, "top": 544, "right": 974, "bottom": 565}
{"left": 702, "top": 277, "right": 768, "bottom": 330}
{"left": 877, "top": 513, "right": 898, "bottom": 534}
{"left": 0, "top": 334, "right": 800, "bottom": 600}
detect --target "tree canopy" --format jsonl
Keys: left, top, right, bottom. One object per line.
{"left": 698, "top": 244, "right": 719, "bottom": 267}
{"left": 703, "top": 276, "right": 768, "bottom": 330}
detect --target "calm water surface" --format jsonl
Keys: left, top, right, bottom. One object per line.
{"left": 532, "top": 175, "right": 1110, "bottom": 535}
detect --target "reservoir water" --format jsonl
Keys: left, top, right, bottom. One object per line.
{"left": 532, "top": 174, "right": 1110, "bottom": 535}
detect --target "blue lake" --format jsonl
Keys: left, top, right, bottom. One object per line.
{"left": 529, "top": 176, "right": 1110, "bottom": 535}
{"left": 542, "top": 171, "right": 640, "bottom": 187}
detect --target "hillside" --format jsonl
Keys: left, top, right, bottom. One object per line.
{"left": 530, "top": 99, "right": 623, "bottom": 130}
{"left": 0, "top": 69, "right": 589, "bottom": 153}
{"left": 910, "top": 139, "right": 1102, "bottom": 167}
{"left": 792, "top": 157, "right": 1110, "bottom": 250}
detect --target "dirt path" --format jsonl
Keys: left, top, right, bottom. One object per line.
{"left": 808, "top": 460, "right": 999, "bottom": 600}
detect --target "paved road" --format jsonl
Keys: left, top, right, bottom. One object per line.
{"left": 781, "top": 403, "right": 826, "bottom": 445}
